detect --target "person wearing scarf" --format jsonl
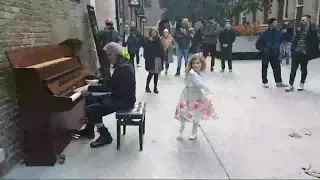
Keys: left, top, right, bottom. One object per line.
{"left": 161, "top": 29, "right": 176, "bottom": 74}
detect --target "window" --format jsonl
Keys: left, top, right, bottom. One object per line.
{"left": 295, "top": 6, "right": 303, "bottom": 27}
{"left": 295, "top": 0, "right": 304, "bottom": 27}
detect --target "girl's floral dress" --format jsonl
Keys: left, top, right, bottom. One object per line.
{"left": 174, "top": 69, "right": 218, "bottom": 123}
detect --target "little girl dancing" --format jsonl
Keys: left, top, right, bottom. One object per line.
{"left": 174, "top": 54, "right": 218, "bottom": 140}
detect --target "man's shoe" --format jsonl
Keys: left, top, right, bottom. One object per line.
{"left": 90, "top": 128, "right": 113, "bottom": 148}
{"left": 297, "top": 83, "right": 304, "bottom": 91}
{"left": 210, "top": 67, "right": 214, "bottom": 72}
{"left": 174, "top": 73, "right": 180, "bottom": 77}
{"left": 145, "top": 86, "right": 151, "bottom": 93}
{"left": 154, "top": 88, "right": 159, "bottom": 94}
{"left": 276, "top": 82, "right": 288, "bottom": 88}
{"left": 229, "top": 69, "right": 232, "bottom": 73}
{"left": 75, "top": 124, "right": 95, "bottom": 139}
{"left": 263, "top": 83, "right": 269, "bottom": 88}
{"left": 285, "top": 85, "right": 294, "bottom": 92}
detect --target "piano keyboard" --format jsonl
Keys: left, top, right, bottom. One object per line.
{"left": 70, "top": 92, "right": 81, "bottom": 102}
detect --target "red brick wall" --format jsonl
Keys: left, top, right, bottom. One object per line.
{"left": 0, "top": 0, "right": 96, "bottom": 176}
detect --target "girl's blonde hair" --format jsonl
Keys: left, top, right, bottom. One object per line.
{"left": 186, "top": 54, "right": 206, "bottom": 75}
{"left": 148, "top": 27, "right": 160, "bottom": 38}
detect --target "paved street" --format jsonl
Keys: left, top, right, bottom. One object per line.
{"left": 5, "top": 56, "right": 320, "bottom": 179}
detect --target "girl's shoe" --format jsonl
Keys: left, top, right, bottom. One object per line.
{"left": 176, "top": 133, "right": 183, "bottom": 140}
{"left": 189, "top": 134, "right": 197, "bottom": 140}
{"left": 145, "top": 86, "right": 151, "bottom": 93}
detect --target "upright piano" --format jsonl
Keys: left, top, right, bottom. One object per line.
{"left": 5, "top": 39, "right": 91, "bottom": 166}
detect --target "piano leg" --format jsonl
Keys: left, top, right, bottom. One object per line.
{"left": 56, "top": 154, "right": 66, "bottom": 164}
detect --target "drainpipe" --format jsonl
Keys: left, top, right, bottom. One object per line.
{"left": 115, "top": 0, "right": 120, "bottom": 31}
{"left": 316, "top": 0, "right": 320, "bottom": 26}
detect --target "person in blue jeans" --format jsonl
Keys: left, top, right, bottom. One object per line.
{"left": 175, "top": 18, "right": 192, "bottom": 77}
{"left": 279, "top": 18, "right": 293, "bottom": 64}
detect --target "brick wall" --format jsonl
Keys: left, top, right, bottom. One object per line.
{"left": 0, "top": 0, "right": 97, "bottom": 176}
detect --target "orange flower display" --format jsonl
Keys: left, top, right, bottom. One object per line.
{"left": 229, "top": 24, "right": 266, "bottom": 36}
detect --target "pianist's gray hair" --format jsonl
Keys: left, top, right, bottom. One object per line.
{"left": 103, "top": 42, "right": 123, "bottom": 55}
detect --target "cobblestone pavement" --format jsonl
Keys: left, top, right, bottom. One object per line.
{"left": 5, "top": 56, "right": 320, "bottom": 179}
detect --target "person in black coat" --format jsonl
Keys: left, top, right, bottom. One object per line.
{"left": 142, "top": 27, "right": 164, "bottom": 94}
{"left": 74, "top": 42, "right": 136, "bottom": 148}
{"left": 189, "top": 28, "right": 201, "bottom": 55}
{"left": 285, "top": 16, "right": 320, "bottom": 92}
{"left": 123, "top": 25, "right": 143, "bottom": 67}
{"left": 219, "top": 21, "right": 236, "bottom": 72}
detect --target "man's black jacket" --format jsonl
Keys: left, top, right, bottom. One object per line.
{"left": 280, "top": 24, "right": 294, "bottom": 42}
{"left": 219, "top": 28, "right": 236, "bottom": 46}
{"left": 88, "top": 55, "right": 136, "bottom": 109}
{"left": 123, "top": 28, "right": 143, "bottom": 54}
{"left": 291, "top": 27, "right": 320, "bottom": 60}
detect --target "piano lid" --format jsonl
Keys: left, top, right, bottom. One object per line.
{"left": 59, "top": 39, "right": 83, "bottom": 53}
{"left": 5, "top": 38, "right": 83, "bottom": 68}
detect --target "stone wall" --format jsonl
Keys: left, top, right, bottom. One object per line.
{"left": 0, "top": 0, "right": 97, "bottom": 176}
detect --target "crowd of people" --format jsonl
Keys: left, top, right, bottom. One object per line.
{"left": 71, "top": 14, "right": 320, "bottom": 149}
{"left": 158, "top": 17, "right": 237, "bottom": 75}
{"left": 256, "top": 15, "right": 319, "bottom": 91}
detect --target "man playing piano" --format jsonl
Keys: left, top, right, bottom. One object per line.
{"left": 74, "top": 42, "right": 136, "bottom": 148}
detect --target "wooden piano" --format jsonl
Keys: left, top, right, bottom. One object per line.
{"left": 5, "top": 39, "right": 91, "bottom": 166}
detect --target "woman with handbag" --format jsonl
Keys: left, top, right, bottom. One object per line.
{"left": 161, "top": 29, "right": 176, "bottom": 75}
{"left": 142, "top": 27, "right": 164, "bottom": 94}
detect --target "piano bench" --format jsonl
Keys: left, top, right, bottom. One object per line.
{"left": 115, "top": 102, "right": 146, "bottom": 151}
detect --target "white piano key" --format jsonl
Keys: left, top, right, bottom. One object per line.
{"left": 70, "top": 92, "right": 82, "bottom": 101}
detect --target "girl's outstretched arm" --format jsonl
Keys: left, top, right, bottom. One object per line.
{"left": 188, "top": 70, "right": 211, "bottom": 93}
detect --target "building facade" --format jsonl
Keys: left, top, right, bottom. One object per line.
{"left": 244, "top": 0, "right": 320, "bottom": 25}
{"left": 0, "top": 0, "right": 116, "bottom": 176}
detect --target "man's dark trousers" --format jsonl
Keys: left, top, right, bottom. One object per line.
{"left": 203, "top": 43, "right": 217, "bottom": 67}
{"left": 84, "top": 94, "right": 116, "bottom": 138}
{"left": 289, "top": 52, "right": 309, "bottom": 85}
{"left": 221, "top": 46, "right": 233, "bottom": 70}
{"left": 129, "top": 50, "right": 140, "bottom": 66}
{"left": 262, "top": 54, "right": 282, "bottom": 84}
